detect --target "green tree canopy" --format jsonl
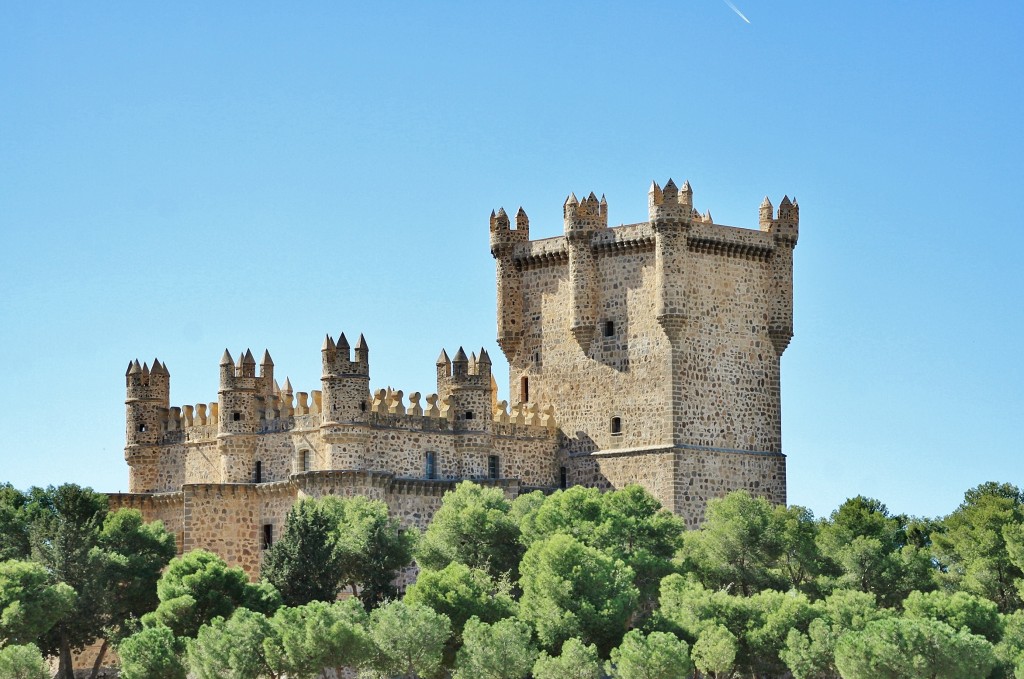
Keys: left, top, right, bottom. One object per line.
{"left": 416, "top": 481, "right": 522, "bottom": 580}
{"left": 519, "top": 533, "right": 638, "bottom": 656}
{"left": 186, "top": 608, "right": 274, "bottom": 679}
{"left": 0, "top": 560, "right": 76, "bottom": 647}
{"left": 263, "top": 599, "right": 370, "bottom": 679}
{"left": 903, "top": 589, "right": 1003, "bottom": 642}
{"left": 606, "top": 630, "right": 693, "bottom": 679}
{"left": 0, "top": 643, "right": 49, "bottom": 679}
{"left": 117, "top": 625, "right": 186, "bottom": 679}
{"left": 453, "top": 616, "right": 537, "bottom": 679}
{"left": 834, "top": 616, "right": 997, "bottom": 679}
{"left": 261, "top": 499, "right": 345, "bottom": 607}
{"left": 0, "top": 484, "right": 30, "bottom": 562}
{"left": 404, "top": 562, "right": 515, "bottom": 639}
{"left": 363, "top": 600, "right": 451, "bottom": 679}
{"left": 531, "top": 637, "right": 602, "bottom": 679}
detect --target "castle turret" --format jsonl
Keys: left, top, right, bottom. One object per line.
{"left": 125, "top": 358, "right": 171, "bottom": 492}
{"left": 437, "top": 346, "right": 493, "bottom": 431}
{"left": 490, "top": 206, "right": 529, "bottom": 356}
{"left": 320, "top": 331, "right": 371, "bottom": 426}
{"left": 761, "top": 196, "right": 800, "bottom": 354}
{"left": 564, "top": 192, "right": 605, "bottom": 350}
{"left": 651, "top": 178, "right": 694, "bottom": 334}
{"left": 218, "top": 347, "right": 274, "bottom": 483}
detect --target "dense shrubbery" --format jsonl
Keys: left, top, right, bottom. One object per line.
{"left": 6, "top": 480, "right": 1024, "bottom": 677}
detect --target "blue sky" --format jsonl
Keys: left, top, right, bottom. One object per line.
{"left": 1, "top": 1, "right": 1021, "bottom": 520}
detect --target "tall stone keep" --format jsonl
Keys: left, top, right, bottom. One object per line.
{"left": 491, "top": 178, "right": 799, "bottom": 526}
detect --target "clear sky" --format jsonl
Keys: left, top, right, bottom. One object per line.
{"left": 1, "top": 2, "right": 1021, "bottom": 521}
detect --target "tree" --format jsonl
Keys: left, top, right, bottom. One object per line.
{"left": 453, "top": 616, "right": 537, "bottom": 679}
{"left": 834, "top": 616, "right": 997, "bottom": 679}
{"left": 416, "top": 481, "right": 522, "bottom": 580}
{"left": 404, "top": 562, "right": 516, "bottom": 638}
{"left": 144, "top": 549, "right": 280, "bottom": 639}
{"left": 816, "top": 496, "right": 935, "bottom": 606}
{"left": 0, "top": 484, "right": 30, "bottom": 561}
{"left": 606, "top": 630, "right": 693, "bottom": 679}
{"left": 261, "top": 499, "right": 345, "bottom": 606}
{"left": 680, "top": 490, "right": 785, "bottom": 596}
{"left": 774, "top": 504, "right": 825, "bottom": 594}
{"left": 117, "top": 625, "right": 186, "bottom": 679}
{"left": 0, "top": 559, "right": 76, "bottom": 647}
{"left": 263, "top": 599, "right": 371, "bottom": 679}
{"left": 691, "top": 624, "right": 737, "bottom": 679}
{"left": 903, "top": 590, "right": 1002, "bottom": 642}
{"left": 322, "top": 495, "right": 417, "bottom": 607}
{"left": 519, "top": 533, "right": 638, "bottom": 656}
{"left": 363, "top": 601, "right": 451, "bottom": 679}
{"left": 532, "top": 638, "right": 602, "bottom": 679}
{"left": 932, "top": 483, "right": 1024, "bottom": 612}
{"left": 186, "top": 608, "right": 274, "bottom": 679}
{"left": 781, "top": 590, "right": 888, "bottom": 679}
{"left": 0, "top": 644, "right": 49, "bottom": 679}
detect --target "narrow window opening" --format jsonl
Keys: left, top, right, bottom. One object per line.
{"left": 559, "top": 467, "right": 568, "bottom": 489}
{"left": 255, "top": 460, "right": 263, "bottom": 483}
{"left": 465, "top": 411, "right": 474, "bottom": 420}
{"left": 521, "top": 376, "right": 529, "bottom": 403}
{"left": 138, "top": 424, "right": 147, "bottom": 433}
{"left": 534, "top": 351, "right": 540, "bottom": 365}
{"left": 233, "top": 412, "right": 242, "bottom": 422}
{"left": 300, "top": 450, "right": 310, "bottom": 472}
{"left": 425, "top": 451, "right": 437, "bottom": 480}
{"left": 488, "top": 455, "right": 500, "bottom": 480}
{"left": 360, "top": 400, "right": 367, "bottom": 412}
{"left": 603, "top": 320, "right": 615, "bottom": 337}
{"left": 262, "top": 524, "right": 273, "bottom": 550}
{"left": 611, "top": 416, "right": 622, "bottom": 436}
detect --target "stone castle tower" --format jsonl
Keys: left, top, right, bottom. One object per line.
{"left": 491, "top": 179, "right": 798, "bottom": 526}
{"left": 113, "top": 174, "right": 799, "bottom": 575}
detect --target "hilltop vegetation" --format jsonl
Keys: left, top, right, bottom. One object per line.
{"left": 3, "top": 480, "right": 1024, "bottom": 678}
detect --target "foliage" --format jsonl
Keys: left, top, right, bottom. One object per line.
{"left": 834, "top": 616, "right": 998, "bottom": 679}
{"left": 781, "top": 590, "right": 888, "bottom": 679}
{"left": 404, "top": 562, "right": 516, "bottom": 638}
{"left": 0, "top": 484, "right": 30, "bottom": 561}
{"left": 264, "top": 599, "right": 371, "bottom": 679}
{"left": 0, "top": 643, "right": 49, "bottom": 679}
{"left": 453, "top": 616, "right": 537, "bottom": 679}
{"left": 117, "top": 625, "right": 186, "bottom": 679}
{"left": 0, "top": 559, "right": 76, "bottom": 647}
{"left": 775, "top": 504, "right": 826, "bottom": 594}
{"left": 262, "top": 499, "right": 346, "bottom": 606}
{"left": 186, "top": 608, "right": 274, "bottom": 679}
{"left": 903, "top": 589, "right": 1003, "bottom": 642}
{"left": 680, "top": 490, "right": 785, "bottom": 596}
{"left": 321, "top": 495, "right": 417, "bottom": 607}
{"left": 144, "top": 549, "right": 280, "bottom": 639}
{"left": 363, "top": 600, "right": 451, "bottom": 679}
{"left": 932, "top": 483, "right": 1024, "bottom": 613}
{"left": 519, "top": 533, "right": 638, "bottom": 656}
{"left": 817, "top": 495, "right": 936, "bottom": 606}
{"left": 531, "top": 637, "right": 602, "bottom": 679}
{"left": 522, "top": 485, "right": 684, "bottom": 606}
{"left": 691, "top": 624, "right": 737, "bottom": 678}
{"left": 606, "top": 629, "right": 693, "bottom": 679}
{"left": 416, "top": 481, "right": 522, "bottom": 580}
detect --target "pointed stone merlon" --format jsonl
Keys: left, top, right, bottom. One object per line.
{"left": 125, "top": 358, "right": 170, "bottom": 404}
{"left": 489, "top": 206, "right": 530, "bottom": 254}
{"left": 649, "top": 178, "right": 696, "bottom": 222}
{"left": 759, "top": 195, "right": 800, "bottom": 245}
{"left": 563, "top": 191, "right": 608, "bottom": 234}
{"left": 436, "top": 346, "right": 493, "bottom": 391}
{"left": 321, "top": 332, "right": 370, "bottom": 378}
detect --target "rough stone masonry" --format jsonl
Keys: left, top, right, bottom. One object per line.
{"left": 111, "top": 176, "right": 799, "bottom": 577}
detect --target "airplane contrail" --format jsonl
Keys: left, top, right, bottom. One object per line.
{"left": 722, "top": 0, "right": 751, "bottom": 24}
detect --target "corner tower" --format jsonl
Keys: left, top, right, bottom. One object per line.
{"left": 491, "top": 177, "right": 799, "bottom": 526}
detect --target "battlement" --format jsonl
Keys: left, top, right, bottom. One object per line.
{"left": 759, "top": 195, "right": 800, "bottom": 245}
{"left": 489, "top": 207, "right": 530, "bottom": 254}
{"left": 219, "top": 349, "right": 274, "bottom": 395}
{"left": 125, "top": 359, "right": 170, "bottom": 404}
{"left": 321, "top": 332, "right": 370, "bottom": 378}
{"left": 436, "top": 346, "right": 491, "bottom": 387}
{"left": 563, "top": 192, "right": 608, "bottom": 234}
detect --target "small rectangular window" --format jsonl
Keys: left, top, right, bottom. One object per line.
{"left": 425, "top": 451, "right": 437, "bottom": 480}
{"left": 465, "top": 411, "right": 474, "bottom": 420}
{"left": 262, "top": 524, "right": 273, "bottom": 550}
{"left": 233, "top": 412, "right": 242, "bottom": 422}
{"left": 603, "top": 320, "right": 615, "bottom": 337}
{"left": 559, "top": 466, "right": 568, "bottom": 489}
{"left": 255, "top": 460, "right": 263, "bottom": 483}
{"left": 488, "top": 455, "right": 500, "bottom": 480}
{"left": 521, "top": 376, "right": 529, "bottom": 403}
{"left": 301, "top": 450, "right": 310, "bottom": 472}
{"left": 611, "top": 417, "right": 622, "bottom": 435}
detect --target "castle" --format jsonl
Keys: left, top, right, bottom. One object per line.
{"left": 110, "top": 177, "right": 799, "bottom": 577}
